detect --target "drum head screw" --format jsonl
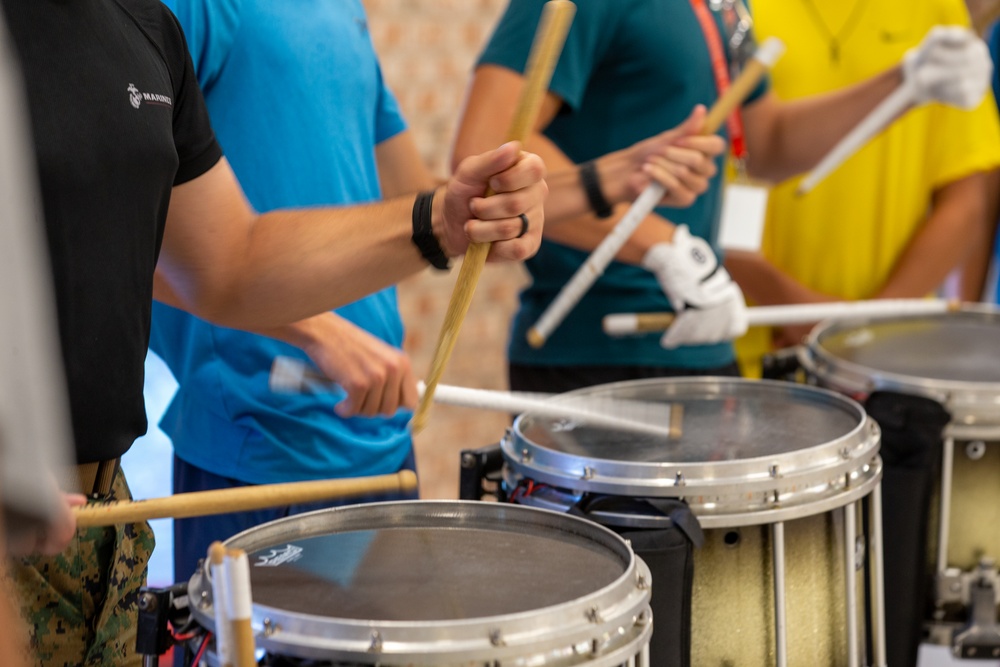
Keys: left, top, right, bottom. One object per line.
{"left": 262, "top": 618, "right": 276, "bottom": 637}
{"left": 199, "top": 590, "right": 210, "bottom": 610}
{"left": 489, "top": 629, "right": 505, "bottom": 646}
{"left": 769, "top": 464, "right": 780, "bottom": 478}
{"left": 636, "top": 573, "right": 649, "bottom": 590}
{"left": 368, "top": 630, "right": 383, "bottom": 653}
{"left": 674, "top": 471, "right": 685, "bottom": 487}
{"left": 521, "top": 448, "right": 532, "bottom": 463}
{"left": 582, "top": 466, "right": 595, "bottom": 480}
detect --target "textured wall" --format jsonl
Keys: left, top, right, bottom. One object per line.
{"left": 362, "top": 0, "right": 528, "bottom": 499}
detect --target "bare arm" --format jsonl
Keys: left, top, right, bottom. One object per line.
{"left": 154, "top": 146, "right": 546, "bottom": 330}
{"left": 375, "top": 129, "right": 437, "bottom": 197}
{"left": 452, "top": 65, "right": 726, "bottom": 262}
{"left": 876, "top": 171, "right": 989, "bottom": 298}
{"left": 742, "top": 68, "right": 904, "bottom": 182}
{"left": 958, "top": 168, "right": 1000, "bottom": 300}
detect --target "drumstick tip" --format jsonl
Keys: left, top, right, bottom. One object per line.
{"left": 208, "top": 541, "right": 227, "bottom": 566}
{"left": 398, "top": 469, "right": 419, "bottom": 493}
{"left": 527, "top": 328, "right": 546, "bottom": 348}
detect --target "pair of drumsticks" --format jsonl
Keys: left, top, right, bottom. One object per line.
{"left": 208, "top": 542, "right": 255, "bottom": 667}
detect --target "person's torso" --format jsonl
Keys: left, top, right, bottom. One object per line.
{"left": 485, "top": 0, "right": 744, "bottom": 367}
{"left": 2, "top": 0, "right": 188, "bottom": 462}
{"left": 151, "top": 0, "right": 410, "bottom": 482}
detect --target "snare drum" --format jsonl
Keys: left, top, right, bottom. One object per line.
{"left": 502, "top": 377, "right": 885, "bottom": 667}
{"left": 185, "top": 500, "right": 652, "bottom": 666}
{"left": 800, "top": 307, "right": 1000, "bottom": 660}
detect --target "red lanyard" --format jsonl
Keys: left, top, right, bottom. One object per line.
{"left": 689, "top": 0, "right": 747, "bottom": 160}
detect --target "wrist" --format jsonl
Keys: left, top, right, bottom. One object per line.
{"left": 579, "top": 160, "right": 615, "bottom": 218}
{"left": 590, "top": 151, "right": 632, "bottom": 205}
{"left": 411, "top": 188, "right": 451, "bottom": 271}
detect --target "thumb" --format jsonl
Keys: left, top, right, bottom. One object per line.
{"left": 454, "top": 141, "right": 522, "bottom": 189}
{"left": 679, "top": 104, "right": 708, "bottom": 137}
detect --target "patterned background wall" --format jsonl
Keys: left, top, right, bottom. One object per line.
{"left": 362, "top": 0, "right": 526, "bottom": 499}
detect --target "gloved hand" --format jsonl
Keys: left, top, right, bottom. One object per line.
{"left": 903, "top": 26, "right": 991, "bottom": 109}
{"left": 641, "top": 225, "right": 748, "bottom": 349}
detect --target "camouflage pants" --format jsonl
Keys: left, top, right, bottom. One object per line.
{"left": 9, "top": 468, "right": 155, "bottom": 667}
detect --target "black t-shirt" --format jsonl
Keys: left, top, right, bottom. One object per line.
{"left": 1, "top": 0, "right": 222, "bottom": 463}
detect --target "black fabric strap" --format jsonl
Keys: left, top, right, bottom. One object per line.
{"left": 579, "top": 160, "right": 613, "bottom": 218}
{"left": 410, "top": 190, "right": 450, "bottom": 271}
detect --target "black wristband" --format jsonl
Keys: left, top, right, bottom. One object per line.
{"left": 411, "top": 190, "right": 450, "bottom": 271}
{"left": 579, "top": 160, "right": 614, "bottom": 219}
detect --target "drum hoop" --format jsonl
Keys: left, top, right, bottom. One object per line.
{"left": 507, "top": 378, "right": 876, "bottom": 493}
{"left": 508, "top": 455, "right": 883, "bottom": 529}
{"left": 801, "top": 306, "right": 1000, "bottom": 422}
{"left": 187, "top": 501, "right": 653, "bottom": 663}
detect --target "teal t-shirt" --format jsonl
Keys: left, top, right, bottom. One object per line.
{"left": 149, "top": 0, "right": 411, "bottom": 484}
{"left": 480, "top": 0, "right": 767, "bottom": 368}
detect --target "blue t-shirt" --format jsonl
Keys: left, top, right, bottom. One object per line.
{"left": 150, "top": 0, "right": 410, "bottom": 484}
{"left": 480, "top": 0, "right": 766, "bottom": 369}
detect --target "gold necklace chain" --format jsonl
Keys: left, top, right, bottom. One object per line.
{"left": 799, "top": 0, "right": 869, "bottom": 63}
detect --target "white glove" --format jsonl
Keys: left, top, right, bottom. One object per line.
{"left": 903, "top": 26, "right": 991, "bottom": 109}
{"left": 641, "top": 225, "right": 748, "bottom": 349}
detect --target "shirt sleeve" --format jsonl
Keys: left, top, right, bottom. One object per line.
{"left": 373, "top": 58, "right": 407, "bottom": 145}
{"left": 478, "top": 0, "right": 623, "bottom": 112}
{"left": 162, "top": 0, "right": 243, "bottom": 94}
{"left": 159, "top": 7, "right": 224, "bottom": 185}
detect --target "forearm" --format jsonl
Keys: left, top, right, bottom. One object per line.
{"left": 958, "top": 169, "right": 1000, "bottom": 301}
{"left": 724, "top": 250, "right": 834, "bottom": 305}
{"left": 876, "top": 172, "right": 989, "bottom": 299}
{"left": 745, "top": 68, "right": 904, "bottom": 182}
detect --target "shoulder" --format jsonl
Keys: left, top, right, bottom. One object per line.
{"left": 108, "top": 0, "right": 190, "bottom": 74}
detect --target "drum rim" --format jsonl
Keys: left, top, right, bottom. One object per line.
{"left": 800, "top": 305, "right": 1000, "bottom": 407}
{"left": 187, "top": 500, "right": 653, "bottom": 663}
{"left": 505, "top": 377, "right": 877, "bottom": 496}
{"left": 507, "top": 455, "right": 883, "bottom": 528}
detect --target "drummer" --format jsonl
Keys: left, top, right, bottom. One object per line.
{"left": 151, "top": 0, "right": 726, "bottom": 638}
{"left": 2, "top": 2, "right": 726, "bottom": 665}
{"left": 731, "top": 0, "right": 1000, "bottom": 371}
{"left": 452, "top": 0, "right": 992, "bottom": 395}
{"left": 0, "top": 1, "right": 548, "bottom": 664}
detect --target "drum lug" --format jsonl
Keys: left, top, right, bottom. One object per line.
{"left": 582, "top": 466, "right": 595, "bottom": 480}
{"left": 262, "top": 617, "right": 278, "bottom": 637}
{"left": 673, "top": 471, "right": 685, "bottom": 487}
{"left": 952, "top": 559, "right": 1000, "bottom": 659}
{"left": 489, "top": 628, "right": 506, "bottom": 647}
{"left": 586, "top": 606, "right": 604, "bottom": 624}
{"left": 769, "top": 464, "right": 780, "bottom": 478}
{"left": 635, "top": 573, "right": 650, "bottom": 590}
{"left": 368, "top": 629, "right": 383, "bottom": 653}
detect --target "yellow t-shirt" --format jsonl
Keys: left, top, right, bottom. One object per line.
{"left": 736, "top": 0, "right": 1000, "bottom": 375}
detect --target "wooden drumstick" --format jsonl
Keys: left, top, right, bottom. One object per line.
{"left": 208, "top": 542, "right": 234, "bottom": 667}
{"left": 411, "top": 0, "right": 577, "bottom": 434}
{"left": 526, "top": 37, "right": 786, "bottom": 349}
{"left": 72, "top": 470, "right": 417, "bottom": 527}
{"left": 223, "top": 548, "right": 256, "bottom": 667}
{"left": 602, "top": 298, "right": 961, "bottom": 335}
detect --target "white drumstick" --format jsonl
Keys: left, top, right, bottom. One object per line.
{"left": 603, "top": 298, "right": 960, "bottom": 335}
{"left": 269, "top": 356, "right": 679, "bottom": 438}
{"left": 796, "top": 83, "right": 915, "bottom": 195}
{"left": 224, "top": 548, "right": 256, "bottom": 667}
{"left": 526, "top": 37, "right": 786, "bottom": 349}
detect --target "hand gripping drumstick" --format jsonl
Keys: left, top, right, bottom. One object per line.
{"left": 269, "top": 356, "right": 680, "bottom": 438}
{"left": 526, "top": 37, "right": 786, "bottom": 349}
{"left": 795, "top": 83, "right": 914, "bottom": 195}
{"left": 602, "top": 298, "right": 961, "bottom": 335}
{"left": 208, "top": 542, "right": 234, "bottom": 667}
{"left": 72, "top": 470, "right": 417, "bottom": 527}
{"left": 223, "top": 548, "right": 256, "bottom": 667}
{"left": 411, "top": 0, "right": 577, "bottom": 434}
